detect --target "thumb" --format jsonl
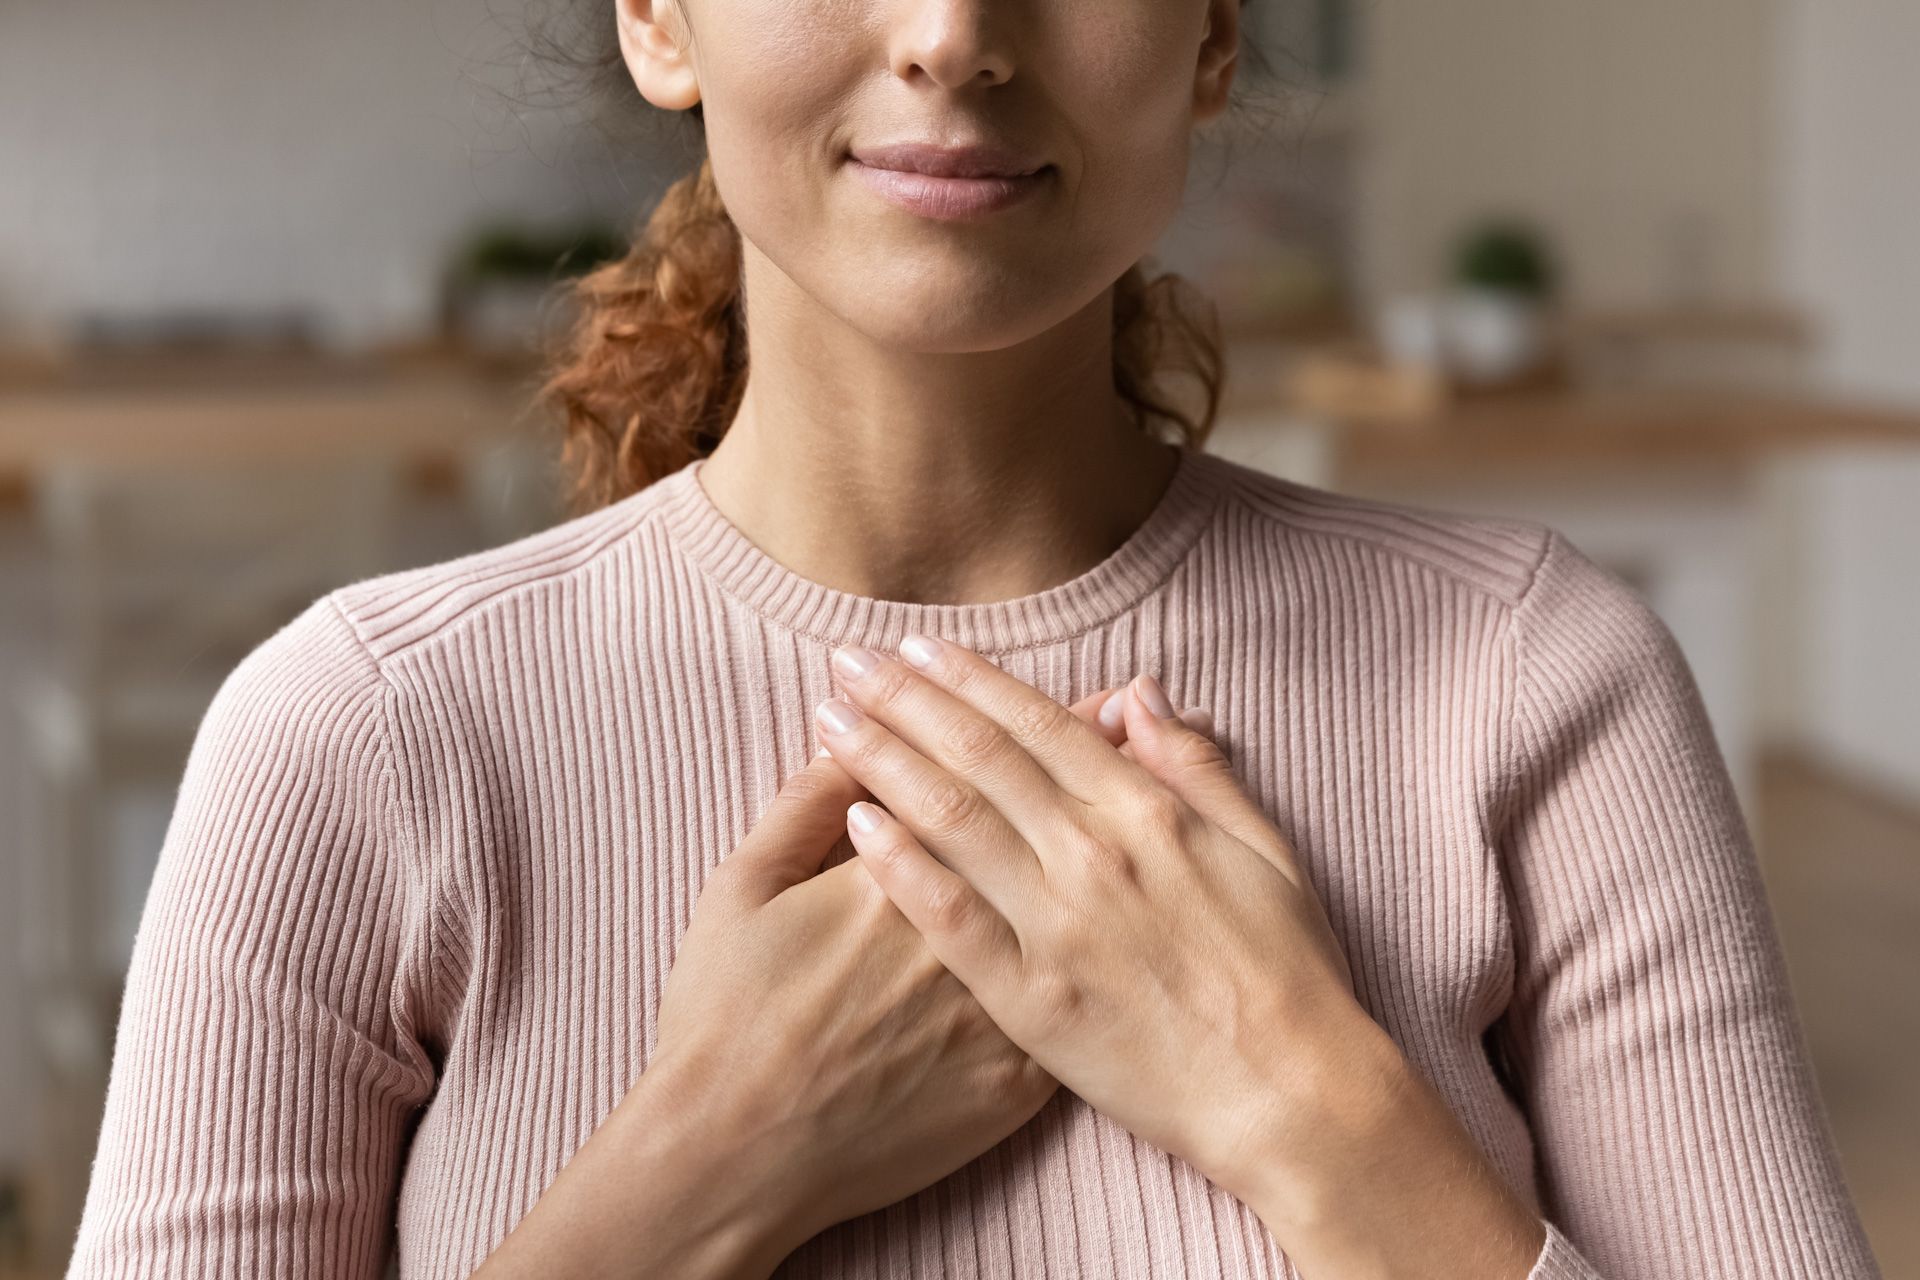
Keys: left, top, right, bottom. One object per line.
{"left": 1118, "top": 674, "right": 1280, "bottom": 862}
{"left": 723, "top": 752, "right": 871, "bottom": 904}
{"left": 1078, "top": 685, "right": 1213, "bottom": 763}
{"left": 1095, "top": 685, "right": 1215, "bottom": 754}
{"left": 1071, "top": 684, "right": 1132, "bottom": 749}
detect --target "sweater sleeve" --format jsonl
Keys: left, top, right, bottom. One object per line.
{"left": 67, "top": 595, "right": 439, "bottom": 1279}
{"left": 1494, "top": 529, "right": 1883, "bottom": 1280}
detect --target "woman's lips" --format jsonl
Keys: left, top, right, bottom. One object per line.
{"left": 848, "top": 159, "right": 1053, "bottom": 221}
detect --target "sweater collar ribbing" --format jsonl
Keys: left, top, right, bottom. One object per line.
{"left": 652, "top": 440, "right": 1225, "bottom": 655}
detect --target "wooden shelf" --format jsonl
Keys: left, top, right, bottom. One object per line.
{"left": 1217, "top": 318, "right": 1920, "bottom": 474}
{"left": 0, "top": 343, "right": 547, "bottom": 476}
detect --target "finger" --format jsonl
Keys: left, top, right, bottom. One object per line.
{"left": 1072, "top": 685, "right": 1131, "bottom": 749}
{"left": 815, "top": 695, "right": 1045, "bottom": 921}
{"left": 1118, "top": 675, "right": 1294, "bottom": 870}
{"left": 886, "top": 634, "right": 1154, "bottom": 809}
{"left": 1100, "top": 688, "right": 1215, "bottom": 742}
{"left": 1119, "top": 710, "right": 1209, "bottom": 762}
{"left": 828, "top": 643, "right": 1086, "bottom": 851}
{"left": 722, "top": 753, "right": 873, "bottom": 904}
{"left": 832, "top": 684, "right": 1117, "bottom": 760}
{"left": 845, "top": 799, "right": 1023, "bottom": 997}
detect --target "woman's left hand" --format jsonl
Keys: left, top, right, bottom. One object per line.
{"left": 812, "top": 632, "right": 1401, "bottom": 1208}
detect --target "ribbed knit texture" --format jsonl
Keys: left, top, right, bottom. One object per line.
{"left": 68, "top": 443, "right": 1882, "bottom": 1279}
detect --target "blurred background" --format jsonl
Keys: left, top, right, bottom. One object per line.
{"left": 1, "top": 0, "right": 1916, "bottom": 1274}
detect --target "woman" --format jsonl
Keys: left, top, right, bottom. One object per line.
{"left": 69, "top": 1, "right": 1881, "bottom": 1277}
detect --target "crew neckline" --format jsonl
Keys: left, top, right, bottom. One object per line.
{"left": 652, "top": 440, "right": 1226, "bottom": 654}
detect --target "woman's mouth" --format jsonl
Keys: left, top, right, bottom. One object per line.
{"left": 846, "top": 143, "right": 1052, "bottom": 221}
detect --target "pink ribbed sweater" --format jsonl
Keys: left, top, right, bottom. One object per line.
{"left": 69, "top": 443, "right": 1881, "bottom": 1279}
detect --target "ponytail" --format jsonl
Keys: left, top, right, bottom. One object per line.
{"left": 539, "top": 154, "right": 1223, "bottom": 517}
{"left": 539, "top": 155, "right": 745, "bottom": 517}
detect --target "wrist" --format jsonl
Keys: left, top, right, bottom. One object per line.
{"left": 1219, "top": 1012, "right": 1544, "bottom": 1279}
{"left": 474, "top": 1042, "right": 812, "bottom": 1280}
{"left": 1207, "top": 999, "right": 1410, "bottom": 1221}
{"left": 627, "top": 1043, "right": 821, "bottom": 1273}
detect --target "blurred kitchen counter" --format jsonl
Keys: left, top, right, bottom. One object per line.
{"left": 1332, "top": 387, "right": 1920, "bottom": 477}
{"left": 1217, "top": 332, "right": 1920, "bottom": 481}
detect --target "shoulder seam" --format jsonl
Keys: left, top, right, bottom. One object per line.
{"left": 1489, "top": 523, "right": 1559, "bottom": 850}
{"left": 333, "top": 499, "right": 656, "bottom": 666}
{"left": 323, "top": 591, "right": 442, "bottom": 1073}
{"left": 1215, "top": 474, "right": 1546, "bottom": 608}
{"left": 324, "top": 590, "right": 396, "bottom": 684}
{"left": 1509, "top": 522, "right": 1560, "bottom": 626}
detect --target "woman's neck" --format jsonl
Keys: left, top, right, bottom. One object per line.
{"left": 697, "top": 270, "right": 1182, "bottom": 609}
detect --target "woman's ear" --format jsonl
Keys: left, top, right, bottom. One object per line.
{"left": 615, "top": 0, "right": 703, "bottom": 112}
{"left": 1191, "top": 0, "right": 1242, "bottom": 124}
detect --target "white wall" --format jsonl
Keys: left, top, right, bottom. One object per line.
{"left": 1775, "top": 0, "right": 1920, "bottom": 801}
{"left": 1778, "top": 0, "right": 1920, "bottom": 403}
{"left": 0, "top": 0, "right": 671, "bottom": 350}
{"left": 1357, "top": 0, "right": 1779, "bottom": 308}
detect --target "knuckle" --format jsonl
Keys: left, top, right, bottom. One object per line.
{"left": 940, "top": 655, "right": 986, "bottom": 699}
{"left": 1169, "top": 729, "right": 1229, "bottom": 772}
{"left": 940, "top": 714, "right": 1012, "bottom": 771}
{"left": 1009, "top": 695, "right": 1077, "bottom": 747}
{"left": 1076, "top": 833, "right": 1143, "bottom": 887}
{"left": 918, "top": 776, "right": 984, "bottom": 836}
{"left": 858, "top": 829, "right": 909, "bottom": 875}
{"left": 775, "top": 766, "right": 839, "bottom": 810}
{"left": 922, "top": 876, "right": 978, "bottom": 936}
{"left": 1032, "top": 963, "right": 1088, "bottom": 1026}
{"left": 862, "top": 660, "right": 918, "bottom": 708}
{"left": 1126, "top": 784, "right": 1189, "bottom": 839}
{"left": 841, "top": 726, "right": 891, "bottom": 772}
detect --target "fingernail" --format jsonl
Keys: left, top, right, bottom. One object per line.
{"left": 1134, "top": 673, "right": 1176, "bottom": 719}
{"left": 900, "top": 634, "right": 940, "bottom": 669}
{"left": 832, "top": 646, "right": 880, "bottom": 680}
{"left": 817, "top": 698, "right": 863, "bottom": 734}
{"left": 1098, "top": 688, "right": 1126, "bottom": 731}
{"left": 848, "top": 801, "right": 884, "bottom": 833}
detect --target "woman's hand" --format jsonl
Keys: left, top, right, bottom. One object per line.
{"left": 640, "top": 680, "right": 1213, "bottom": 1261}
{"left": 812, "top": 635, "right": 1391, "bottom": 1211}
{"left": 480, "top": 676, "right": 1228, "bottom": 1280}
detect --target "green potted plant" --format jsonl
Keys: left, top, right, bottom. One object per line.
{"left": 1443, "top": 218, "right": 1559, "bottom": 386}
